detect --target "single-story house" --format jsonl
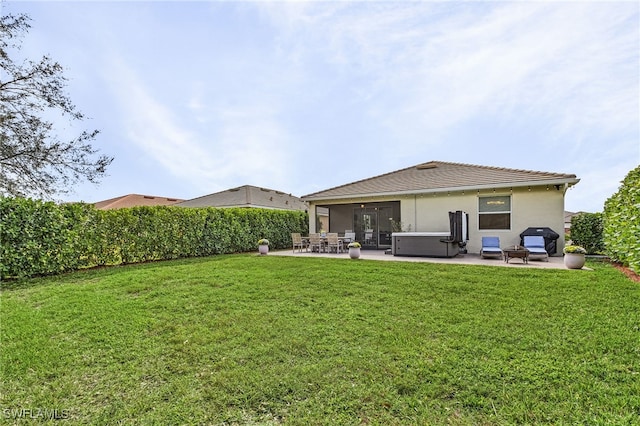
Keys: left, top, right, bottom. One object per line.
{"left": 175, "top": 185, "right": 308, "bottom": 211}
{"left": 301, "top": 161, "right": 579, "bottom": 256}
{"left": 93, "top": 194, "right": 184, "bottom": 210}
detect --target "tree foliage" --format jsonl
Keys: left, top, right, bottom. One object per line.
{"left": 603, "top": 165, "right": 640, "bottom": 273}
{"left": 0, "top": 13, "right": 112, "bottom": 198}
{"left": 570, "top": 212, "right": 604, "bottom": 254}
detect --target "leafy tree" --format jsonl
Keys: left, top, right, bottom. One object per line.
{"left": 0, "top": 13, "right": 112, "bottom": 199}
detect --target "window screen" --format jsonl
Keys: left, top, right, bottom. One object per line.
{"left": 479, "top": 196, "right": 511, "bottom": 230}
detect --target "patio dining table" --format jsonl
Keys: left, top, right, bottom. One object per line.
{"left": 302, "top": 235, "right": 352, "bottom": 253}
{"left": 301, "top": 235, "right": 352, "bottom": 242}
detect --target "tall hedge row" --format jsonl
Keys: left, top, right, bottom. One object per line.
{"left": 0, "top": 197, "right": 308, "bottom": 279}
{"left": 603, "top": 165, "right": 640, "bottom": 273}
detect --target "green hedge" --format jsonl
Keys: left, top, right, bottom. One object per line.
{"left": 570, "top": 212, "right": 604, "bottom": 254}
{"left": 603, "top": 165, "right": 640, "bottom": 273}
{"left": 0, "top": 197, "right": 308, "bottom": 279}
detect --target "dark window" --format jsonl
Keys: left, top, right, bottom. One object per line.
{"left": 479, "top": 196, "right": 511, "bottom": 230}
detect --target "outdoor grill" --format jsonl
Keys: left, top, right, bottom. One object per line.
{"left": 519, "top": 227, "right": 560, "bottom": 255}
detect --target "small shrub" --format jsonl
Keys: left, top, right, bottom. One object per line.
{"left": 563, "top": 245, "right": 587, "bottom": 254}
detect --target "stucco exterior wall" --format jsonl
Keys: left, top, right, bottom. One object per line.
{"left": 307, "top": 184, "right": 567, "bottom": 255}
{"left": 508, "top": 186, "right": 566, "bottom": 254}
{"left": 403, "top": 193, "right": 474, "bottom": 233}
{"left": 404, "top": 186, "right": 566, "bottom": 255}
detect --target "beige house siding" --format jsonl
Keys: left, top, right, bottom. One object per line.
{"left": 402, "top": 187, "right": 566, "bottom": 254}
{"left": 308, "top": 185, "right": 566, "bottom": 255}
{"left": 470, "top": 186, "right": 565, "bottom": 254}
{"left": 304, "top": 161, "right": 577, "bottom": 256}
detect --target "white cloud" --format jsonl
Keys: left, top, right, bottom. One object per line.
{"left": 22, "top": 0, "right": 635, "bottom": 210}
{"left": 209, "top": 105, "right": 292, "bottom": 186}
{"left": 104, "top": 55, "right": 295, "bottom": 195}
{"left": 260, "top": 2, "right": 637, "bottom": 144}
{"left": 105, "top": 59, "right": 218, "bottom": 183}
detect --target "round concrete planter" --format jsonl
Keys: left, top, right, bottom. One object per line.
{"left": 258, "top": 245, "right": 269, "bottom": 255}
{"left": 349, "top": 247, "right": 361, "bottom": 259}
{"left": 564, "top": 253, "right": 585, "bottom": 269}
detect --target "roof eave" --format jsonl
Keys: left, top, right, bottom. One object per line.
{"left": 302, "top": 177, "right": 580, "bottom": 202}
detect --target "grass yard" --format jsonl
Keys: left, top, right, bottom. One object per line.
{"left": 1, "top": 255, "right": 639, "bottom": 424}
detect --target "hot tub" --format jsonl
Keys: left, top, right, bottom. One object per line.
{"left": 391, "top": 232, "right": 459, "bottom": 258}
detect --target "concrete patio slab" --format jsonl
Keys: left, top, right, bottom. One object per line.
{"left": 269, "top": 248, "right": 572, "bottom": 270}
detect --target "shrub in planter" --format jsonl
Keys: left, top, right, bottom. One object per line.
{"left": 564, "top": 245, "right": 587, "bottom": 254}
{"left": 347, "top": 241, "right": 361, "bottom": 259}
{"left": 563, "top": 245, "right": 586, "bottom": 269}
{"left": 258, "top": 239, "right": 269, "bottom": 255}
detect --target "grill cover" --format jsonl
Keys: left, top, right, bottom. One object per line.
{"left": 519, "top": 227, "right": 560, "bottom": 255}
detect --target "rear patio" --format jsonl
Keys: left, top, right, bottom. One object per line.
{"left": 270, "top": 248, "right": 573, "bottom": 270}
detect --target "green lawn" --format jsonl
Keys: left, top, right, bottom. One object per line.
{"left": 1, "top": 255, "right": 639, "bottom": 424}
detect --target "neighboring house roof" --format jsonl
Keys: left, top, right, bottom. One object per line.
{"left": 302, "top": 161, "right": 580, "bottom": 201}
{"left": 175, "top": 185, "right": 308, "bottom": 211}
{"left": 93, "top": 194, "right": 184, "bottom": 210}
{"left": 565, "top": 210, "right": 591, "bottom": 225}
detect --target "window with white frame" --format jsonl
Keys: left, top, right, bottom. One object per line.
{"left": 478, "top": 195, "right": 511, "bottom": 230}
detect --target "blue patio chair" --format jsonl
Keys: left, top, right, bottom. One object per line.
{"left": 523, "top": 235, "right": 549, "bottom": 261}
{"left": 480, "top": 236, "right": 503, "bottom": 259}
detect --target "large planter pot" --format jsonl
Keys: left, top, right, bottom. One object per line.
{"left": 258, "top": 245, "right": 269, "bottom": 255}
{"left": 349, "top": 247, "right": 361, "bottom": 259}
{"left": 564, "top": 253, "right": 585, "bottom": 269}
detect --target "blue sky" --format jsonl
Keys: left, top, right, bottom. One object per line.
{"left": 5, "top": 0, "right": 639, "bottom": 213}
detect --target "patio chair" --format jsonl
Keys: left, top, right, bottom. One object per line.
{"left": 480, "top": 236, "right": 503, "bottom": 259}
{"left": 309, "top": 233, "right": 324, "bottom": 253}
{"left": 343, "top": 232, "right": 356, "bottom": 244}
{"left": 364, "top": 229, "right": 375, "bottom": 246}
{"left": 291, "top": 233, "right": 308, "bottom": 253}
{"left": 326, "top": 233, "right": 343, "bottom": 254}
{"left": 523, "top": 235, "right": 549, "bottom": 261}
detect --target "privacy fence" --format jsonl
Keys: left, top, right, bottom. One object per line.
{"left": 0, "top": 198, "right": 308, "bottom": 279}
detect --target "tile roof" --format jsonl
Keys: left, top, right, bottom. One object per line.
{"left": 175, "top": 185, "right": 308, "bottom": 211}
{"left": 93, "top": 194, "right": 184, "bottom": 210}
{"left": 302, "top": 161, "right": 579, "bottom": 200}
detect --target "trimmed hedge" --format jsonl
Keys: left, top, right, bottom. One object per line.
{"left": 603, "top": 165, "right": 640, "bottom": 273}
{"left": 570, "top": 212, "right": 604, "bottom": 254}
{"left": 0, "top": 197, "right": 308, "bottom": 279}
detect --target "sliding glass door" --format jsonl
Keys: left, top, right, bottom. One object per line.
{"left": 353, "top": 205, "right": 395, "bottom": 249}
